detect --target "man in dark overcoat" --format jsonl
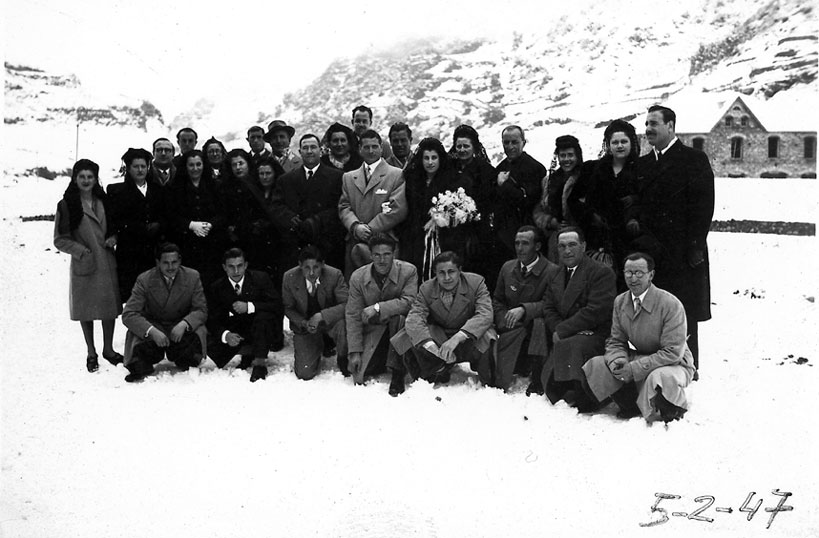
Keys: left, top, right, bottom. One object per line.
{"left": 633, "top": 105, "right": 714, "bottom": 375}
{"left": 272, "top": 134, "right": 345, "bottom": 271}
{"left": 541, "top": 227, "right": 616, "bottom": 404}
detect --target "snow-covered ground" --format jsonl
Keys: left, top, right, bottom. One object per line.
{"left": 1, "top": 175, "right": 817, "bottom": 537}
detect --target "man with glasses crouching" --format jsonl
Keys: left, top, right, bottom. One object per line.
{"left": 578, "top": 252, "right": 696, "bottom": 422}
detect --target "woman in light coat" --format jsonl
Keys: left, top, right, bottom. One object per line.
{"left": 53, "top": 159, "right": 123, "bottom": 372}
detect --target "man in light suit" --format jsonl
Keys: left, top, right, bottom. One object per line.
{"left": 282, "top": 246, "right": 349, "bottom": 380}
{"left": 122, "top": 243, "right": 208, "bottom": 382}
{"left": 391, "top": 251, "right": 496, "bottom": 386}
{"left": 492, "top": 226, "right": 560, "bottom": 394}
{"left": 264, "top": 120, "right": 303, "bottom": 173}
{"left": 541, "top": 227, "right": 616, "bottom": 404}
{"left": 580, "top": 252, "right": 695, "bottom": 422}
{"left": 207, "top": 248, "right": 282, "bottom": 382}
{"left": 273, "top": 133, "right": 345, "bottom": 271}
{"left": 338, "top": 128, "right": 407, "bottom": 277}
{"left": 633, "top": 105, "right": 714, "bottom": 379}
{"left": 346, "top": 234, "right": 418, "bottom": 396}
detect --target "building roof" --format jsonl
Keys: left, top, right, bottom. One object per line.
{"left": 661, "top": 90, "right": 817, "bottom": 134}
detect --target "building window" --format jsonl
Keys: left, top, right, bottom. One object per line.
{"left": 732, "top": 106, "right": 741, "bottom": 112}
{"left": 768, "top": 136, "right": 780, "bottom": 158}
{"left": 741, "top": 116, "right": 749, "bottom": 127}
{"left": 725, "top": 116, "right": 733, "bottom": 127}
{"left": 692, "top": 137, "right": 705, "bottom": 151}
{"left": 806, "top": 136, "right": 817, "bottom": 160}
{"left": 730, "top": 137, "right": 743, "bottom": 159}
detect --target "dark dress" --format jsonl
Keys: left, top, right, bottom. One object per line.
{"left": 169, "top": 177, "right": 228, "bottom": 288}
{"left": 568, "top": 157, "right": 639, "bottom": 283}
{"left": 107, "top": 178, "right": 166, "bottom": 301}
{"left": 454, "top": 157, "right": 497, "bottom": 287}
{"left": 398, "top": 169, "right": 469, "bottom": 280}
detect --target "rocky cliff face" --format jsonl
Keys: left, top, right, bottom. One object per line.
{"left": 4, "top": 63, "right": 164, "bottom": 130}
{"left": 271, "top": 0, "right": 816, "bottom": 160}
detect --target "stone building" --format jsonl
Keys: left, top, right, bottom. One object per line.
{"left": 671, "top": 95, "right": 816, "bottom": 178}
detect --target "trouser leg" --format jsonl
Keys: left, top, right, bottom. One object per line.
{"left": 362, "top": 330, "right": 391, "bottom": 378}
{"left": 165, "top": 331, "right": 203, "bottom": 369}
{"left": 293, "top": 332, "right": 323, "bottom": 380}
{"left": 687, "top": 316, "right": 699, "bottom": 370}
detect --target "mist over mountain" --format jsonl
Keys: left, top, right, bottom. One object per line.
{"left": 3, "top": 0, "right": 815, "bottom": 175}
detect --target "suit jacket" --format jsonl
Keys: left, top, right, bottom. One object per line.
{"left": 494, "top": 152, "right": 546, "bottom": 250}
{"left": 281, "top": 264, "right": 348, "bottom": 332}
{"left": 542, "top": 256, "right": 616, "bottom": 339}
{"left": 338, "top": 159, "right": 407, "bottom": 240}
{"left": 346, "top": 260, "right": 418, "bottom": 372}
{"left": 493, "top": 256, "right": 560, "bottom": 329}
{"left": 122, "top": 266, "right": 207, "bottom": 337}
{"left": 604, "top": 284, "right": 695, "bottom": 383}
{"left": 634, "top": 139, "right": 714, "bottom": 320}
{"left": 273, "top": 164, "right": 344, "bottom": 259}
{"left": 207, "top": 270, "right": 281, "bottom": 338}
{"left": 392, "top": 272, "right": 495, "bottom": 354}
{"left": 276, "top": 149, "right": 303, "bottom": 174}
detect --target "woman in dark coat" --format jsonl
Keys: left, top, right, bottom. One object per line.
{"left": 53, "top": 159, "right": 123, "bottom": 372}
{"left": 107, "top": 147, "right": 165, "bottom": 302}
{"left": 203, "top": 136, "right": 230, "bottom": 187}
{"left": 239, "top": 156, "right": 287, "bottom": 350}
{"left": 320, "top": 122, "right": 363, "bottom": 172}
{"left": 169, "top": 149, "right": 228, "bottom": 288}
{"left": 398, "top": 138, "right": 470, "bottom": 279}
{"left": 568, "top": 119, "right": 641, "bottom": 287}
{"left": 534, "top": 135, "right": 584, "bottom": 262}
{"left": 448, "top": 125, "right": 497, "bottom": 287}
{"left": 224, "top": 148, "right": 256, "bottom": 247}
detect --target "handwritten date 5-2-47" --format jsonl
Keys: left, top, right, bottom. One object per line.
{"left": 639, "top": 490, "right": 793, "bottom": 529}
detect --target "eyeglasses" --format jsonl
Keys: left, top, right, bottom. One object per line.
{"left": 623, "top": 270, "right": 647, "bottom": 278}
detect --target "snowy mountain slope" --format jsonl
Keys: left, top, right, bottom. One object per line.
{"left": 272, "top": 0, "right": 816, "bottom": 163}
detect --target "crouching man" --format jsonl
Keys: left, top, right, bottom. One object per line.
{"left": 391, "top": 251, "right": 496, "bottom": 386}
{"left": 579, "top": 253, "right": 695, "bottom": 422}
{"left": 282, "top": 246, "right": 348, "bottom": 380}
{"left": 346, "top": 234, "right": 418, "bottom": 396}
{"left": 207, "top": 248, "right": 281, "bottom": 382}
{"left": 122, "top": 243, "right": 207, "bottom": 382}
{"left": 493, "top": 226, "right": 560, "bottom": 393}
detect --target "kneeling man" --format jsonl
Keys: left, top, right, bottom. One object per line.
{"left": 207, "top": 248, "right": 281, "bottom": 382}
{"left": 581, "top": 253, "right": 695, "bottom": 422}
{"left": 282, "top": 246, "right": 348, "bottom": 380}
{"left": 391, "top": 251, "right": 496, "bottom": 386}
{"left": 346, "top": 234, "right": 418, "bottom": 395}
{"left": 122, "top": 243, "right": 207, "bottom": 382}
{"left": 541, "top": 227, "right": 616, "bottom": 403}
{"left": 493, "top": 226, "right": 560, "bottom": 393}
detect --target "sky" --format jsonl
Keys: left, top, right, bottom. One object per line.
{"left": 4, "top": 0, "right": 573, "bottom": 121}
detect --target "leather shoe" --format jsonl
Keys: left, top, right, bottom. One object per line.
{"left": 125, "top": 359, "right": 153, "bottom": 382}
{"left": 250, "top": 365, "right": 267, "bottom": 382}
{"left": 86, "top": 354, "right": 99, "bottom": 373}
{"left": 102, "top": 352, "right": 124, "bottom": 366}
{"left": 525, "top": 381, "right": 544, "bottom": 396}
{"left": 237, "top": 355, "right": 254, "bottom": 370}
{"left": 388, "top": 369, "right": 405, "bottom": 396}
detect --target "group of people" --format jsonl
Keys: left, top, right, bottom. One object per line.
{"left": 53, "top": 103, "right": 715, "bottom": 422}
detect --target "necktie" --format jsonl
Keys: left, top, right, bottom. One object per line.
{"left": 520, "top": 265, "right": 527, "bottom": 277}
{"left": 364, "top": 165, "right": 371, "bottom": 185}
{"left": 564, "top": 267, "right": 573, "bottom": 287}
{"left": 441, "top": 290, "right": 454, "bottom": 309}
{"left": 634, "top": 297, "right": 642, "bottom": 316}
{"left": 234, "top": 282, "right": 241, "bottom": 295}
{"left": 306, "top": 280, "right": 314, "bottom": 294}
{"left": 307, "top": 170, "right": 313, "bottom": 181}
{"left": 160, "top": 169, "right": 169, "bottom": 183}
{"left": 655, "top": 150, "right": 661, "bottom": 161}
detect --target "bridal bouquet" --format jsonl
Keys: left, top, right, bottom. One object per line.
{"left": 425, "top": 187, "right": 481, "bottom": 230}
{"left": 423, "top": 188, "right": 480, "bottom": 278}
